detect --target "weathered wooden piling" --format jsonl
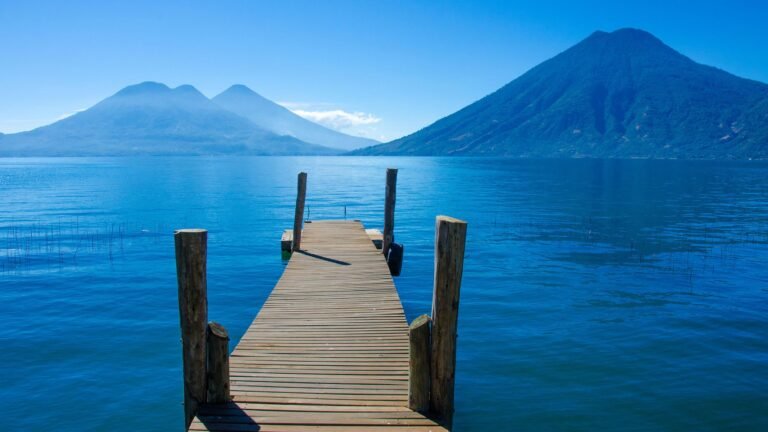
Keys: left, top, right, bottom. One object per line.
{"left": 409, "top": 314, "right": 431, "bottom": 412}
{"left": 280, "top": 229, "right": 293, "bottom": 259}
{"left": 184, "top": 172, "right": 462, "bottom": 432}
{"left": 206, "top": 322, "right": 230, "bottom": 404}
{"left": 174, "top": 229, "right": 208, "bottom": 428}
{"left": 430, "top": 216, "right": 467, "bottom": 428}
{"left": 383, "top": 168, "right": 397, "bottom": 254}
{"left": 292, "top": 172, "right": 307, "bottom": 252}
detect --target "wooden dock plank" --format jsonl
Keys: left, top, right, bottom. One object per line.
{"left": 190, "top": 221, "right": 447, "bottom": 432}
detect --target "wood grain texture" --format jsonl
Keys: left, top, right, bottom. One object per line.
{"left": 280, "top": 229, "right": 293, "bottom": 258}
{"left": 176, "top": 229, "right": 209, "bottom": 428}
{"left": 292, "top": 172, "right": 307, "bottom": 252}
{"left": 382, "top": 168, "right": 397, "bottom": 255}
{"left": 430, "top": 216, "right": 467, "bottom": 428}
{"left": 189, "top": 221, "right": 447, "bottom": 432}
{"left": 207, "top": 322, "right": 231, "bottom": 404}
{"left": 408, "top": 314, "right": 431, "bottom": 413}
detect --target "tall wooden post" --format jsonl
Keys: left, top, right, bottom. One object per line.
{"left": 430, "top": 216, "right": 467, "bottom": 428}
{"left": 383, "top": 168, "right": 397, "bottom": 254}
{"left": 175, "top": 229, "right": 208, "bottom": 428}
{"left": 408, "top": 314, "right": 431, "bottom": 412}
{"left": 292, "top": 172, "right": 307, "bottom": 252}
{"left": 206, "top": 322, "right": 231, "bottom": 404}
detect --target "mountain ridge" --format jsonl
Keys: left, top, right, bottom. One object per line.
{"left": 353, "top": 28, "right": 768, "bottom": 159}
{"left": 212, "top": 85, "right": 378, "bottom": 151}
{"left": 0, "top": 81, "right": 372, "bottom": 156}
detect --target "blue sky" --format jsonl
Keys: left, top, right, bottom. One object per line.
{"left": 1, "top": 0, "right": 767, "bottom": 141}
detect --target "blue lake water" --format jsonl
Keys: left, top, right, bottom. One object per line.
{"left": 1, "top": 157, "right": 767, "bottom": 431}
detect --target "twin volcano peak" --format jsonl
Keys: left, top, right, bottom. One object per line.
{"left": 113, "top": 81, "right": 207, "bottom": 99}
{"left": 4, "top": 28, "right": 764, "bottom": 158}
{"left": 0, "top": 80, "right": 377, "bottom": 155}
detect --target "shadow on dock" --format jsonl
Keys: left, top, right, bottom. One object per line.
{"left": 295, "top": 249, "right": 351, "bottom": 266}
{"left": 177, "top": 170, "right": 464, "bottom": 431}
{"left": 196, "top": 402, "right": 260, "bottom": 431}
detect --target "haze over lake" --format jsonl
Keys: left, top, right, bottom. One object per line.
{"left": 1, "top": 156, "right": 766, "bottom": 431}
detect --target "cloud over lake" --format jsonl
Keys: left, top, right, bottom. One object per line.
{"left": 280, "top": 102, "right": 386, "bottom": 141}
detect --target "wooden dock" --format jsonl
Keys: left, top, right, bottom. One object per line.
{"left": 189, "top": 220, "right": 446, "bottom": 431}
{"left": 176, "top": 170, "right": 466, "bottom": 432}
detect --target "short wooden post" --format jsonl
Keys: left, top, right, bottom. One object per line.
{"left": 383, "top": 168, "right": 397, "bottom": 254}
{"left": 408, "top": 314, "right": 431, "bottom": 412}
{"left": 206, "top": 322, "right": 230, "bottom": 404}
{"left": 430, "top": 216, "right": 467, "bottom": 428}
{"left": 175, "top": 229, "right": 208, "bottom": 428}
{"left": 292, "top": 172, "right": 307, "bottom": 252}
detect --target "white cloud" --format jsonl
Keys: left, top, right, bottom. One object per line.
{"left": 278, "top": 102, "right": 389, "bottom": 141}
{"left": 291, "top": 109, "right": 381, "bottom": 129}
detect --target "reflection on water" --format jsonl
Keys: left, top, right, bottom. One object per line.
{"left": 1, "top": 157, "right": 767, "bottom": 431}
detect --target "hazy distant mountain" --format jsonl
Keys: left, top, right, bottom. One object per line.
{"left": 213, "top": 85, "right": 378, "bottom": 151}
{"left": 0, "top": 82, "right": 337, "bottom": 156}
{"left": 354, "top": 28, "right": 768, "bottom": 159}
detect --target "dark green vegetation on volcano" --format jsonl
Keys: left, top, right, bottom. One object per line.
{"left": 355, "top": 29, "right": 768, "bottom": 159}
